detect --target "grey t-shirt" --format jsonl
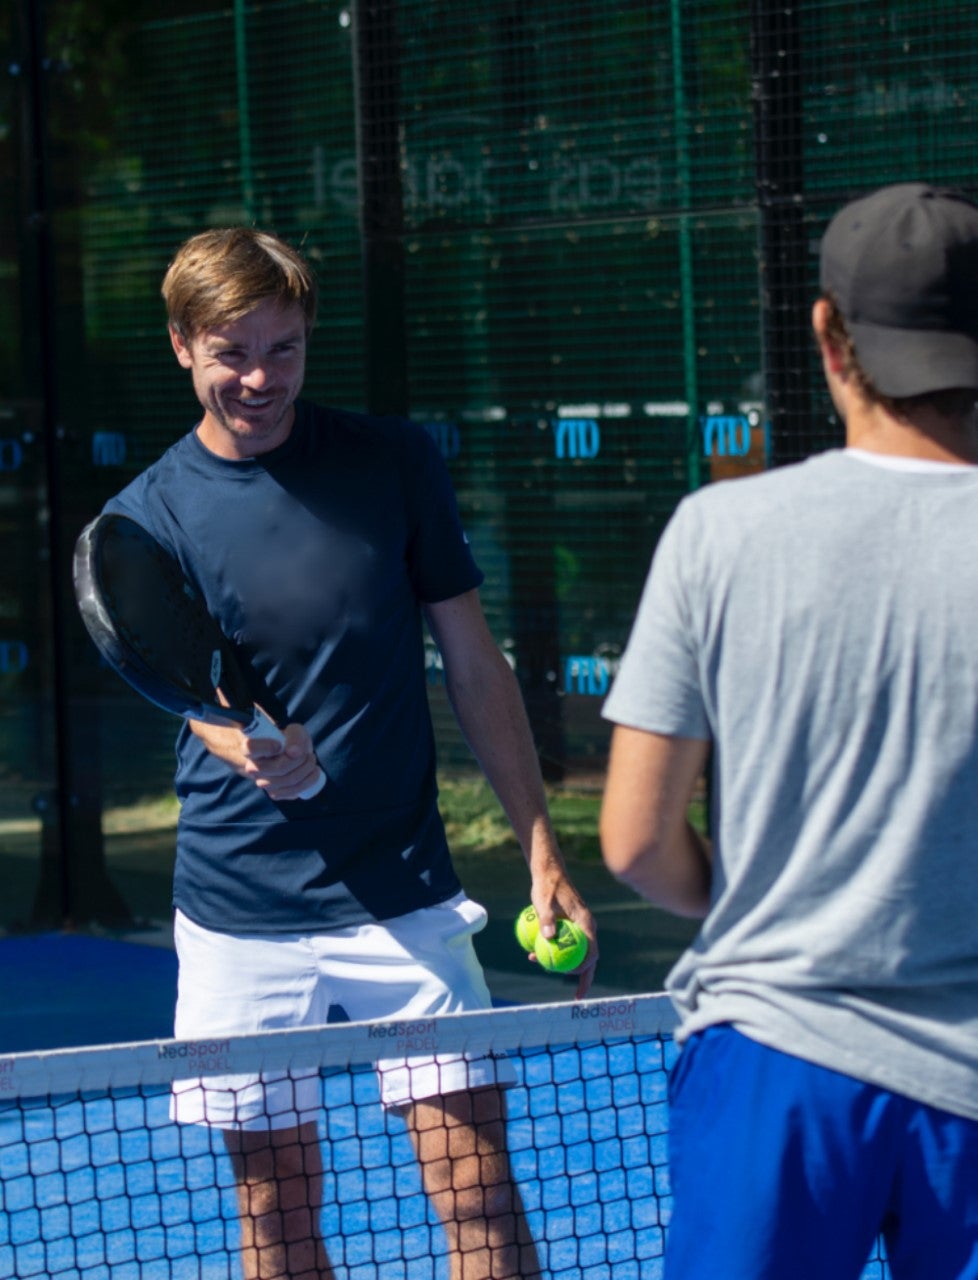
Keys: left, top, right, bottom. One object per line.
{"left": 603, "top": 450, "right": 978, "bottom": 1121}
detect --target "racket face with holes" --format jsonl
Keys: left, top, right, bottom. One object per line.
{"left": 73, "top": 513, "right": 256, "bottom": 727}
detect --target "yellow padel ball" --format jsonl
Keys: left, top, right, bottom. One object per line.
{"left": 515, "top": 905, "right": 540, "bottom": 952}
{"left": 533, "top": 919, "right": 588, "bottom": 973}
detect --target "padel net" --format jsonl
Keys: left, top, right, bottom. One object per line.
{"left": 0, "top": 995, "right": 890, "bottom": 1279}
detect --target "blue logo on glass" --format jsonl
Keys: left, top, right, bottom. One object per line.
{"left": 554, "top": 418, "right": 601, "bottom": 460}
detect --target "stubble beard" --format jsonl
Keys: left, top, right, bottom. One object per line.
{"left": 214, "top": 393, "right": 295, "bottom": 451}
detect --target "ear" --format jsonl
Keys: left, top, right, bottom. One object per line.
{"left": 169, "top": 325, "right": 194, "bottom": 370}
{"left": 812, "top": 298, "right": 845, "bottom": 375}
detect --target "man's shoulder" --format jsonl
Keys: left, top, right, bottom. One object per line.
{"left": 681, "top": 451, "right": 847, "bottom": 518}
{"left": 304, "top": 401, "right": 428, "bottom": 445}
{"left": 103, "top": 432, "right": 197, "bottom": 517}
{"left": 302, "top": 402, "right": 442, "bottom": 477}
{"left": 708, "top": 450, "right": 844, "bottom": 495}
{"left": 656, "top": 453, "right": 853, "bottom": 564}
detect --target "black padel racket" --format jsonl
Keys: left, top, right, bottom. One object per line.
{"left": 73, "top": 512, "right": 326, "bottom": 800}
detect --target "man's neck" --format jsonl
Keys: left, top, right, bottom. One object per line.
{"left": 844, "top": 400, "right": 978, "bottom": 465}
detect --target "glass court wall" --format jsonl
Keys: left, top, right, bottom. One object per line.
{"left": 2, "top": 0, "right": 977, "bottom": 929}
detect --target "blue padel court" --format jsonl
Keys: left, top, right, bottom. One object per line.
{"left": 3, "top": 1043, "right": 671, "bottom": 1279}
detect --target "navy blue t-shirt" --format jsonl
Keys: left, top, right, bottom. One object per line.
{"left": 105, "top": 401, "right": 483, "bottom": 933}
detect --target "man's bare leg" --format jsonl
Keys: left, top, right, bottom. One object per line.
{"left": 224, "top": 1120, "right": 334, "bottom": 1280}
{"left": 403, "top": 1085, "right": 543, "bottom": 1280}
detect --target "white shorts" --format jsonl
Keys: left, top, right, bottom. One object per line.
{"left": 170, "top": 892, "right": 516, "bottom": 1129}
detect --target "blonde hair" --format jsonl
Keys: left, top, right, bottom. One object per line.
{"left": 162, "top": 228, "right": 317, "bottom": 338}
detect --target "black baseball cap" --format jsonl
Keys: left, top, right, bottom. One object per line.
{"left": 819, "top": 182, "right": 978, "bottom": 397}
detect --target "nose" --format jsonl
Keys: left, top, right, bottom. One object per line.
{"left": 241, "top": 362, "right": 269, "bottom": 390}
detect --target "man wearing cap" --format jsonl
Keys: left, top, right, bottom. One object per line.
{"left": 600, "top": 182, "right": 978, "bottom": 1279}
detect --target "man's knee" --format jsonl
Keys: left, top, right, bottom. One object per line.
{"left": 225, "top": 1123, "right": 323, "bottom": 1208}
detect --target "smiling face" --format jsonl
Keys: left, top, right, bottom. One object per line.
{"left": 171, "top": 298, "right": 308, "bottom": 460}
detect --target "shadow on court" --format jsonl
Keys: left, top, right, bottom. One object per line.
{"left": 0, "top": 932, "right": 179, "bottom": 1053}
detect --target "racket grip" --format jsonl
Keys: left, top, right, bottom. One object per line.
{"left": 247, "top": 707, "right": 328, "bottom": 801}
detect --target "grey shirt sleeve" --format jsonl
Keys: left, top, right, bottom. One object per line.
{"left": 602, "top": 500, "right": 712, "bottom": 740}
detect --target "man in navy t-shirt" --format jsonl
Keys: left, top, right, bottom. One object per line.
{"left": 105, "top": 226, "right": 597, "bottom": 1280}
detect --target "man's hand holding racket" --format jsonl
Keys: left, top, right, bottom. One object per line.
{"left": 73, "top": 512, "right": 327, "bottom": 802}
{"left": 190, "top": 717, "right": 322, "bottom": 802}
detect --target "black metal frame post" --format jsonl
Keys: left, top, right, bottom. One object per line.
{"left": 495, "top": 4, "right": 566, "bottom": 781}
{"left": 750, "top": 0, "right": 814, "bottom": 466}
{"left": 15, "top": 0, "right": 130, "bottom": 927}
{"left": 352, "top": 0, "right": 409, "bottom": 416}
{"left": 15, "top": 0, "right": 76, "bottom": 925}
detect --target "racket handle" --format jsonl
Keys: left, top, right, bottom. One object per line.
{"left": 246, "top": 707, "right": 328, "bottom": 801}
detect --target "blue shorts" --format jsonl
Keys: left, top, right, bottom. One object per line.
{"left": 666, "top": 1024, "right": 978, "bottom": 1280}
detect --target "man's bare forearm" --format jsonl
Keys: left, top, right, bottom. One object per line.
{"left": 601, "top": 725, "right": 713, "bottom": 919}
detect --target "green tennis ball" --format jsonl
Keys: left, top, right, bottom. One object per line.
{"left": 515, "top": 905, "right": 540, "bottom": 952}
{"left": 533, "top": 919, "right": 588, "bottom": 973}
